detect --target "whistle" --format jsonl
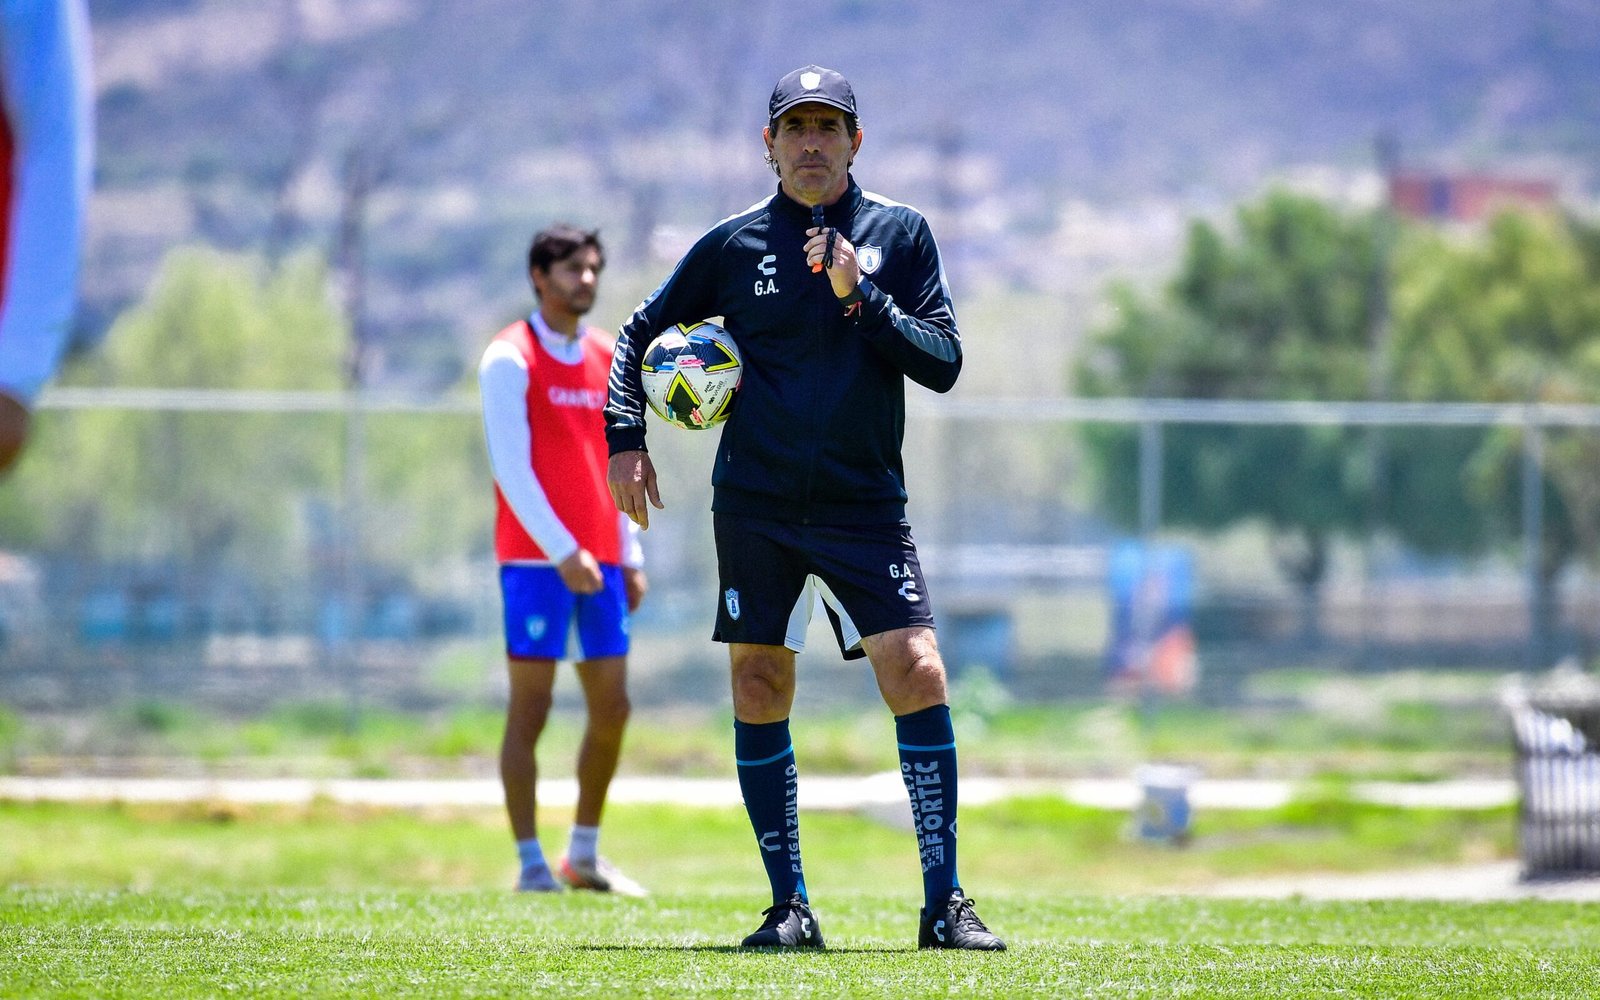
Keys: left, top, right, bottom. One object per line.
{"left": 811, "top": 204, "right": 825, "bottom": 273}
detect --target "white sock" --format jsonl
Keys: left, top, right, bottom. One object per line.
{"left": 568, "top": 824, "right": 600, "bottom": 865}
{"left": 516, "top": 837, "right": 547, "bottom": 872}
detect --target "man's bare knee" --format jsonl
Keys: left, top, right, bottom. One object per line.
{"left": 503, "top": 703, "right": 550, "bottom": 750}
{"left": 586, "top": 691, "right": 631, "bottom": 735}
{"left": 732, "top": 663, "right": 787, "bottom": 708}
{"left": 578, "top": 659, "right": 631, "bottom": 734}
{"left": 864, "top": 627, "right": 948, "bottom": 715}
{"left": 504, "top": 689, "right": 553, "bottom": 748}
{"left": 729, "top": 645, "right": 796, "bottom": 722}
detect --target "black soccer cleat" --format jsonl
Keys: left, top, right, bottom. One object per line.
{"left": 740, "top": 892, "right": 825, "bottom": 949}
{"left": 919, "top": 890, "right": 1007, "bottom": 951}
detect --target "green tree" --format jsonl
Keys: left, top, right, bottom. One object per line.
{"left": 362, "top": 406, "right": 491, "bottom": 572}
{"left": 0, "top": 243, "right": 501, "bottom": 666}
{"left": 0, "top": 248, "right": 346, "bottom": 583}
{"left": 1076, "top": 192, "right": 1392, "bottom": 638}
{"left": 1389, "top": 211, "right": 1600, "bottom": 653}
{"left": 0, "top": 243, "right": 493, "bottom": 624}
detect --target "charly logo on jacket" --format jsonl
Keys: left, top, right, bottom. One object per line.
{"left": 725, "top": 588, "right": 741, "bottom": 620}
{"left": 857, "top": 244, "right": 883, "bottom": 274}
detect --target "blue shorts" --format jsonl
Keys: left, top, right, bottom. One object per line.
{"left": 498, "top": 563, "right": 630, "bottom": 662}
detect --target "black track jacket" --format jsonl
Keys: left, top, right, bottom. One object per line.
{"left": 604, "top": 177, "right": 962, "bottom": 525}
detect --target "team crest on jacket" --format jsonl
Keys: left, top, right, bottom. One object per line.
{"left": 725, "top": 588, "right": 741, "bottom": 620}
{"left": 857, "top": 244, "right": 883, "bottom": 275}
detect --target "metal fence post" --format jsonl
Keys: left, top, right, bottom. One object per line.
{"left": 339, "top": 393, "right": 366, "bottom": 731}
{"left": 1523, "top": 416, "right": 1545, "bottom": 672}
{"left": 1138, "top": 419, "right": 1163, "bottom": 539}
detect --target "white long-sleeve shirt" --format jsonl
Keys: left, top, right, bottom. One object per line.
{"left": 479, "top": 311, "right": 642, "bottom": 568}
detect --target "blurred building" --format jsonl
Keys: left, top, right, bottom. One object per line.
{"left": 1388, "top": 172, "right": 1558, "bottom": 223}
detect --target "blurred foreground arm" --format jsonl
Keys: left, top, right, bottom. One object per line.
{"left": 0, "top": 0, "right": 94, "bottom": 476}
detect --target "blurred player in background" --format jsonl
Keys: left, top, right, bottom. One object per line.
{"left": 480, "top": 224, "right": 647, "bottom": 896}
{"left": 0, "top": 0, "right": 93, "bottom": 476}
{"left": 605, "top": 66, "right": 1004, "bottom": 950}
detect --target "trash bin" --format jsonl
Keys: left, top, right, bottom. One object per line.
{"left": 1133, "top": 764, "right": 1194, "bottom": 845}
{"left": 1509, "top": 686, "right": 1600, "bottom": 879}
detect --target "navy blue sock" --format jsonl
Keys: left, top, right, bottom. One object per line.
{"left": 896, "top": 704, "right": 960, "bottom": 911}
{"left": 735, "top": 718, "right": 807, "bottom": 905}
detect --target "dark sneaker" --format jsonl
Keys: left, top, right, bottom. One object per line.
{"left": 919, "top": 890, "right": 1006, "bottom": 951}
{"left": 740, "top": 893, "right": 825, "bottom": 949}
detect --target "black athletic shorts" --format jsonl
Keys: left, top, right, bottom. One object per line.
{"left": 711, "top": 512, "right": 937, "bottom": 660}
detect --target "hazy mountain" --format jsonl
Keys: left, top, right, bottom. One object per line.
{"left": 81, "top": 0, "right": 1600, "bottom": 390}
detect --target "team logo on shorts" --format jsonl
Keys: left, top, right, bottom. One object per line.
{"left": 857, "top": 244, "right": 883, "bottom": 274}
{"left": 725, "top": 588, "right": 741, "bottom": 620}
{"left": 524, "top": 615, "right": 547, "bottom": 640}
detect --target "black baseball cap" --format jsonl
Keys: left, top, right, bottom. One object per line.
{"left": 768, "top": 65, "right": 858, "bottom": 123}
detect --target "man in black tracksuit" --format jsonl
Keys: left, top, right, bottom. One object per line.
{"left": 605, "top": 65, "right": 1005, "bottom": 953}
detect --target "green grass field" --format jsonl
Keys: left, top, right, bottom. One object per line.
{"left": 4, "top": 795, "right": 1594, "bottom": 997}
{"left": 0, "top": 680, "right": 1572, "bottom": 996}
{"left": 7, "top": 888, "right": 1597, "bottom": 999}
{"left": 0, "top": 684, "right": 1514, "bottom": 782}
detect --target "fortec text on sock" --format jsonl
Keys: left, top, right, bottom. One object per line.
{"left": 903, "top": 760, "right": 947, "bottom": 872}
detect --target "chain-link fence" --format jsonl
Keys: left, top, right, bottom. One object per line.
{"left": 4, "top": 390, "right": 1599, "bottom": 714}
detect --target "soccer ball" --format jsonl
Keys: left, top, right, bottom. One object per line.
{"left": 639, "top": 321, "right": 743, "bottom": 430}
